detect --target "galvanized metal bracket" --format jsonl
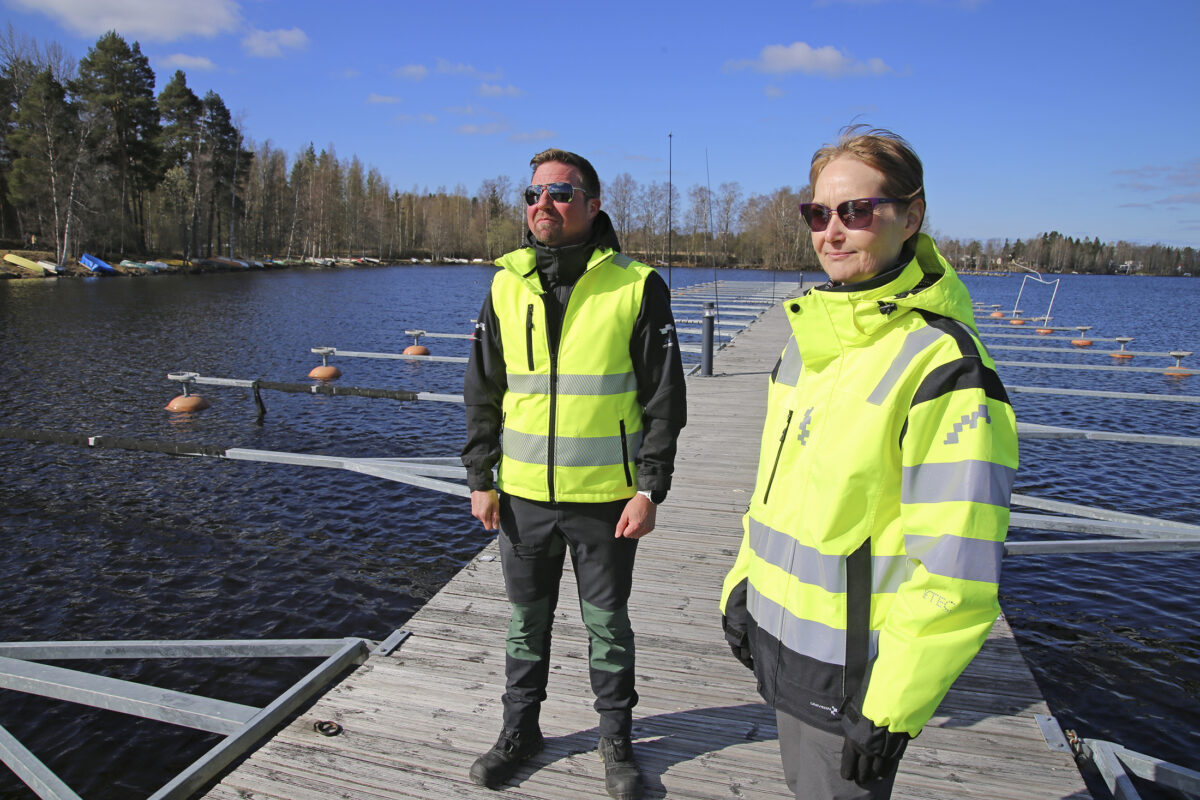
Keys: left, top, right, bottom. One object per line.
{"left": 372, "top": 629, "right": 411, "bottom": 657}
{"left": 1034, "top": 714, "right": 1071, "bottom": 752}
{"left": 0, "top": 636, "right": 376, "bottom": 800}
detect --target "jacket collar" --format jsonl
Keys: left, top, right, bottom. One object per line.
{"left": 787, "top": 234, "right": 976, "bottom": 370}
{"left": 499, "top": 211, "right": 622, "bottom": 294}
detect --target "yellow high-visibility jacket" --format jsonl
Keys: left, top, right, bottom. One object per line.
{"left": 489, "top": 246, "right": 656, "bottom": 503}
{"left": 720, "top": 234, "right": 1019, "bottom": 736}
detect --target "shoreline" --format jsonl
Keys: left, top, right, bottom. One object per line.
{"left": 0, "top": 250, "right": 484, "bottom": 279}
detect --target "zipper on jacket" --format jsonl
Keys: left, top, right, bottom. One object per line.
{"left": 841, "top": 538, "right": 873, "bottom": 710}
{"left": 543, "top": 266, "right": 588, "bottom": 504}
{"left": 619, "top": 419, "right": 633, "bottom": 486}
{"left": 761, "top": 409, "right": 793, "bottom": 504}
{"left": 542, "top": 297, "right": 559, "bottom": 502}
{"left": 525, "top": 303, "right": 535, "bottom": 371}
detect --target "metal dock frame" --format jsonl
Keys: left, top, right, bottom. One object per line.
{"left": 0, "top": 631, "right": 409, "bottom": 799}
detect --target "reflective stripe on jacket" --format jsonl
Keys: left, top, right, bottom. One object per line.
{"left": 720, "top": 234, "right": 1019, "bottom": 736}
{"left": 491, "top": 246, "right": 653, "bottom": 503}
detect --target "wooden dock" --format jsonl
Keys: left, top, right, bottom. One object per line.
{"left": 202, "top": 297, "right": 1091, "bottom": 800}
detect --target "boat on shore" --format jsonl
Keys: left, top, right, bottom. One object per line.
{"left": 3, "top": 253, "right": 47, "bottom": 275}
{"left": 36, "top": 260, "right": 63, "bottom": 274}
{"left": 79, "top": 253, "right": 115, "bottom": 274}
{"left": 119, "top": 259, "right": 167, "bottom": 272}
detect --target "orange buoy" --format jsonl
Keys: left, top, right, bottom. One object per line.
{"left": 989, "top": 311, "right": 1005, "bottom": 318}
{"left": 1110, "top": 353, "right": 1134, "bottom": 359}
{"left": 308, "top": 365, "right": 342, "bottom": 380}
{"left": 1165, "top": 367, "right": 1191, "bottom": 378}
{"left": 165, "top": 394, "right": 211, "bottom": 412}
{"left": 403, "top": 345, "right": 430, "bottom": 355}
{"left": 1009, "top": 318, "right": 1026, "bottom": 325}
{"left": 1036, "top": 328, "right": 1054, "bottom": 335}
{"left": 1071, "top": 339, "right": 1094, "bottom": 347}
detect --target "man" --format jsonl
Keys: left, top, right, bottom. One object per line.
{"left": 462, "top": 148, "right": 686, "bottom": 799}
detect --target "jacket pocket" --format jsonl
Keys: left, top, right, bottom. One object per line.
{"left": 525, "top": 303, "right": 535, "bottom": 371}
{"left": 619, "top": 419, "right": 633, "bottom": 486}
{"left": 761, "top": 409, "right": 793, "bottom": 504}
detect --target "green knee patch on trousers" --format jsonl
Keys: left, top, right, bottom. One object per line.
{"left": 581, "top": 598, "right": 635, "bottom": 672}
{"left": 506, "top": 598, "right": 552, "bottom": 661}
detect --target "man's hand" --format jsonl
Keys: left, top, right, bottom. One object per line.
{"left": 615, "top": 493, "right": 657, "bottom": 539}
{"left": 839, "top": 700, "right": 910, "bottom": 784}
{"left": 471, "top": 489, "right": 500, "bottom": 531}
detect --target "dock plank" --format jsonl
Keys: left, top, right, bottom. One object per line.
{"left": 204, "top": 283, "right": 1090, "bottom": 799}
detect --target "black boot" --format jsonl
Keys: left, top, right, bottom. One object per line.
{"left": 469, "top": 728, "right": 544, "bottom": 789}
{"left": 598, "top": 736, "right": 644, "bottom": 800}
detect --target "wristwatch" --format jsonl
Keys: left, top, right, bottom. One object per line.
{"left": 637, "top": 489, "right": 666, "bottom": 505}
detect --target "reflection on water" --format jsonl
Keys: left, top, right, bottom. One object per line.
{"left": 0, "top": 267, "right": 1197, "bottom": 797}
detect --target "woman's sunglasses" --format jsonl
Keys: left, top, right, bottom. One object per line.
{"left": 799, "top": 197, "right": 900, "bottom": 232}
{"left": 524, "top": 182, "right": 591, "bottom": 206}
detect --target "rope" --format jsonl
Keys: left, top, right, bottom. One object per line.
{"left": 0, "top": 427, "right": 227, "bottom": 457}
{"left": 250, "top": 380, "right": 420, "bottom": 401}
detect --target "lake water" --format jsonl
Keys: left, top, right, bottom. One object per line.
{"left": 0, "top": 265, "right": 1197, "bottom": 798}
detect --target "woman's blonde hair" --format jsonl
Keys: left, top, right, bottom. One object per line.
{"left": 810, "top": 125, "right": 925, "bottom": 231}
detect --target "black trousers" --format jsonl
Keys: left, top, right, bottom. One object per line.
{"left": 776, "top": 709, "right": 899, "bottom": 800}
{"left": 498, "top": 493, "right": 639, "bottom": 738}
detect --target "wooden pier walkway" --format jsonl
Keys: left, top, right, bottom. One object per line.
{"left": 203, "top": 295, "right": 1091, "bottom": 800}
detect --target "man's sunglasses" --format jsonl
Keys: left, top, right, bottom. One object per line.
{"left": 524, "top": 182, "right": 591, "bottom": 206}
{"left": 799, "top": 197, "right": 900, "bottom": 232}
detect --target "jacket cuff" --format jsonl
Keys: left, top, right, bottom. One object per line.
{"left": 466, "top": 466, "right": 495, "bottom": 492}
{"left": 636, "top": 470, "right": 671, "bottom": 498}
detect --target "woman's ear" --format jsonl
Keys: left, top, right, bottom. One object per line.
{"left": 905, "top": 198, "right": 925, "bottom": 237}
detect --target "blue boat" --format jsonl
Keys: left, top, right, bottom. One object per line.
{"left": 79, "top": 253, "right": 115, "bottom": 274}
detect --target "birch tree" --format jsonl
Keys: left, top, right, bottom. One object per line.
{"left": 9, "top": 68, "right": 90, "bottom": 264}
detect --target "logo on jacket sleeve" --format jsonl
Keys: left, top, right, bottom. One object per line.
{"left": 943, "top": 404, "right": 991, "bottom": 445}
{"left": 796, "top": 407, "right": 815, "bottom": 446}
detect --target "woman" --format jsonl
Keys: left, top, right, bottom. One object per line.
{"left": 720, "top": 126, "right": 1018, "bottom": 800}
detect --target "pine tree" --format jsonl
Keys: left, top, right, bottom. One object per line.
{"left": 73, "top": 31, "right": 161, "bottom": 254}
{"left": 156, "top": 69, "right": 201, "bottom": 259}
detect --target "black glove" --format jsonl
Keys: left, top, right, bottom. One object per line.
{"left": 721, "top": 616, "right": 754, "bottom": 671}
{"left": 728, "top": 641, "right": 754, "bottom": 671}
{"left": 839, "top": 700, "right": 910, "bottom": 784}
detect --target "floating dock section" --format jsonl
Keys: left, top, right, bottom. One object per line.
{"left": 203, "top": 285, "right": 1089, "bottom": 799}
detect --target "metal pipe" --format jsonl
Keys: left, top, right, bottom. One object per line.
{"left": 701, "top": 302, "right": 715, "bottom": 376}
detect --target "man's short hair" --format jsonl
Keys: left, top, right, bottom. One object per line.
{"left": 530, "top": 148, "right": 601, "bottom": 199}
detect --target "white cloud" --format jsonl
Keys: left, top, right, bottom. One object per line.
{"left": 728, "top": 42, "right": 893, "bottom": 78}
{"left": 459, "top": 122, "right": 507, "bottom": 136}
{"left": 162, "top": 53, "right": 217, "bottom": 71}
{"left": 814, "top": 0, "right": 986, "bottom": 6}
{"left": 7, "top": 0, "right": 242, "bottom": 40}
{"left": 479, "top": 83, "right": 522, "bottom": 98}
{"left": 1115, "top": 159, "right": 1200, "bottom": 197}
{"left": 394, "top": 64, "right": 428, "bottom": 80}
{"left": 242, "top": 27, "right": 308, "bottom": 58}
{"left": 367, "top": 93, "right": 401, "bottom": 104}
{"left": 1160, "top": 193, "right": 1200, "bottom": 206}
{"left": 510, "top": 129, "right": 556, "bottom": 143}
{"left": 395, "top": 113, "right": 436, "bottom": 125}
{"left": 437, "top": 58, "right": 501, "bottom": 81}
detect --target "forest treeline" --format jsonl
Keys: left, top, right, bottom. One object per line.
{"left": 2, "top": 27, "right": 1197, "bottom": 276}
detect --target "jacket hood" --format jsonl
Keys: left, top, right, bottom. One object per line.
{"left": 497, "top": 210, "right": 622, "bottom": 294}
{"left": 788, "top": 234, "right": 977, "bottom": 368}
{"left": 893, "top": 234, "right": 977, "bottom": 328}
{"left": 520, "top": 208, "right": 621, "bottom": 253}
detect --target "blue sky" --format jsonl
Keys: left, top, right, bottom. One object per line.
{"left": 4, "top": 0, "right": 1199, "bottom": 249}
